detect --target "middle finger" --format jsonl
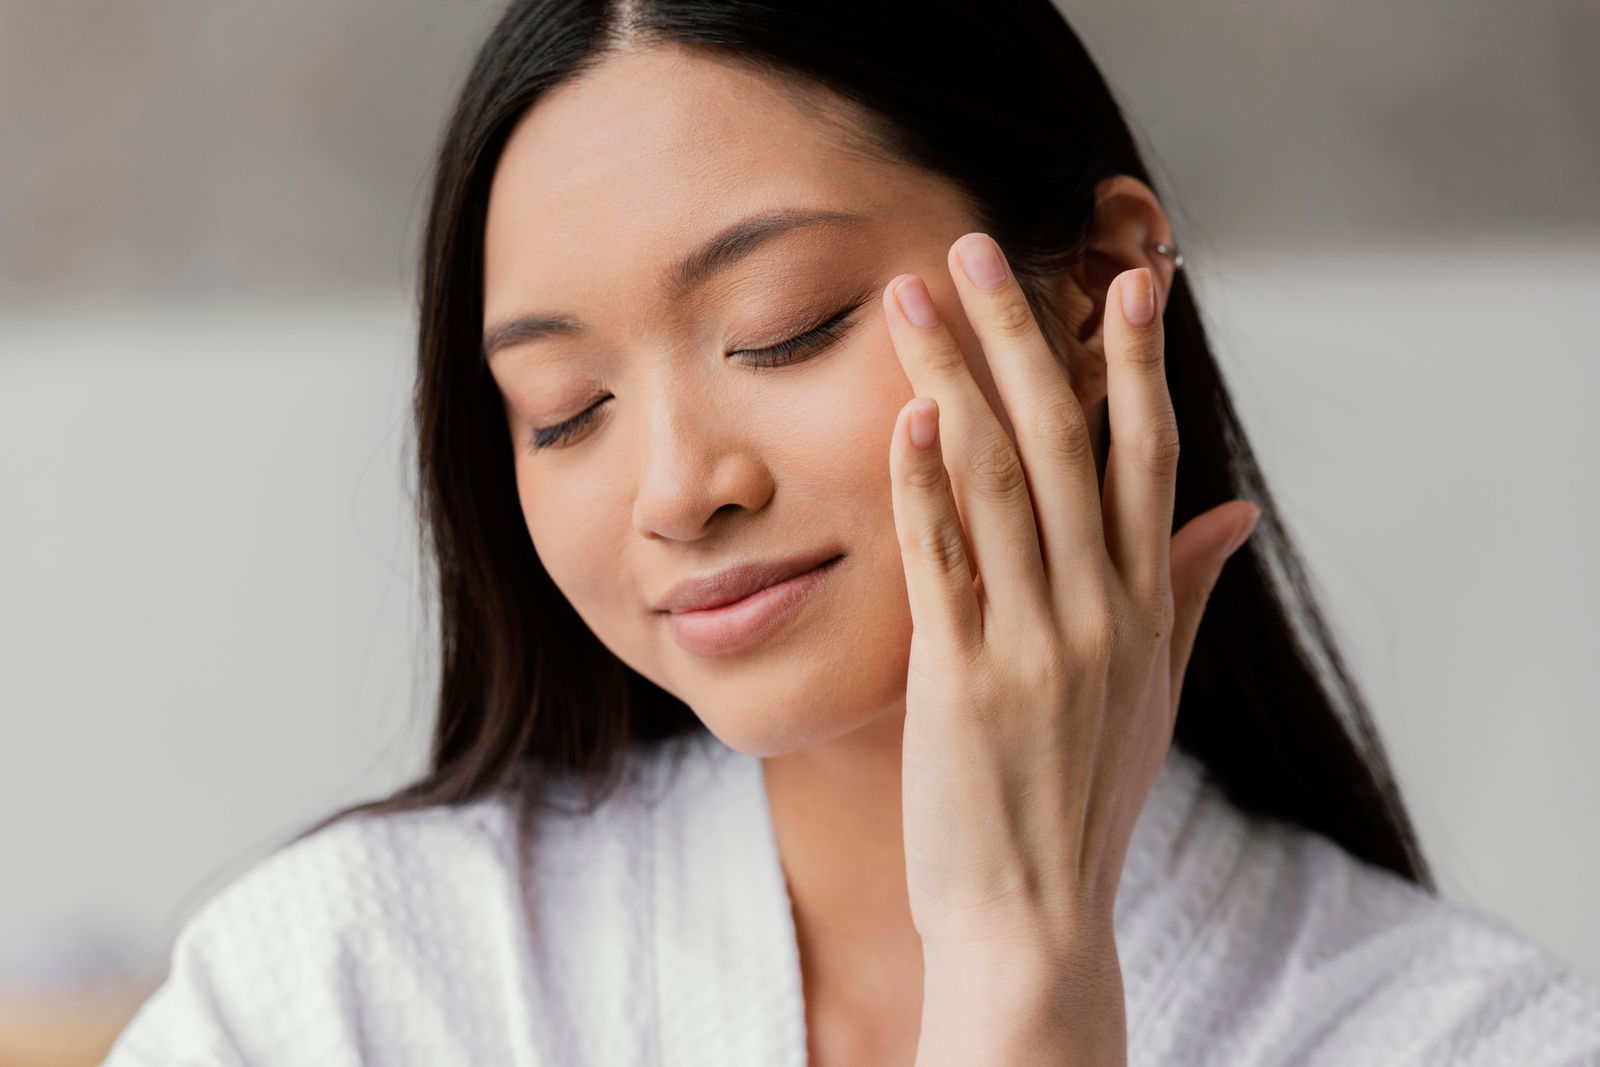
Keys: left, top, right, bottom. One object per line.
{"left": 945, "top": 233, "right": 1111, "bottom": 609}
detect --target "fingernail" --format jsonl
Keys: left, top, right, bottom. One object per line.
{"left": 894, "top": 276, "right": 940, "bottom": 328}
{"left": 1121, "top": 268, "right": 1155, "bottom": 327}
{"left": 956, "top": 234, "right": 1008, "bottom": 290}
{"left": 1225, "top": 506, "right": 1261, "bottom": 557}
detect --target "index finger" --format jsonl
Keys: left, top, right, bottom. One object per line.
{"left": 882, "top": 271, "right": 1053, "bottom": 633}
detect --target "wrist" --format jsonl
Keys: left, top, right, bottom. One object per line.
{"left": 920, "top": 903, "right": 1119, "bottom": 982}
{"left": 917, "top": 923, "right": 1127, "bottom": 1067}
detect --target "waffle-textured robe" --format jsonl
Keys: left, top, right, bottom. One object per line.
{"left": 102, "top": 728, "right": 1600, "bottom": 1065}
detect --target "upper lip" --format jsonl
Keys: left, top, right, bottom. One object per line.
{"left": 653, "top": 548, "right": 843, "bottom": 614}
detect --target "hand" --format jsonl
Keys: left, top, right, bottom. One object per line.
{"left": 883, "top": 233, "right": 1261, "bottom": 955}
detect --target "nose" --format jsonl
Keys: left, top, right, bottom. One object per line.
{"left": 631, "top": 397, "right": 775, "bottom": 542}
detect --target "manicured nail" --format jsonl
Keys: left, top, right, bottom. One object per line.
{"left": 894, "top": 275, "right": 940, "bottom": 328}
{"left": 956, "top": 234, "right": 1008, "bottom": 290}
{"left": 1121, "top": 268, "right": 1155, "bottom": 327}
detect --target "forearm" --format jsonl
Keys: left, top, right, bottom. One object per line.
{"left": 915, "top": 929, "right": 1128, "bottom": 1067}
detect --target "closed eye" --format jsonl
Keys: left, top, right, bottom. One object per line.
{"left": 526, "top": 292, "right": 873, "bottom": 452}
{"left": 735, "top": 299, "right": 868, "bottom": 369}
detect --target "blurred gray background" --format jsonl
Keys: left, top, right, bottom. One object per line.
{"left": 2, "top": 0, "right": 1597, "bottom": 1039}
{"left": 5, "top": 0, "right": 1597, "bottom": 302}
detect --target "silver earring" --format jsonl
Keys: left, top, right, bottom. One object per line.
{"left": 1153, "top": 242, "right": 1185, "bottom": 269}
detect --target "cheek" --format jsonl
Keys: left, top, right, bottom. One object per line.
{"left": 759, "top": 350, "right": 916, "bottom": 618}
{"left": 515, "top": 460, "right": 629, "bottom": 628}
{"left": 763, "top": 351, "right": 909, "bottom": 517}
{"left": 696, "top": 372, "right": 921, "bottom": 751}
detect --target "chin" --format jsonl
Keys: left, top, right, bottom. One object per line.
{"left": 650, "top": 570, "right": 916, "bottom": 757}
{"left": 690, "top": 669, "right": 910, "bottom": 760}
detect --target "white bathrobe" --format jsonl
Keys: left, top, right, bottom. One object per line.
{"left": 101, "top": 728, "right": 1600, "bottom": 1065}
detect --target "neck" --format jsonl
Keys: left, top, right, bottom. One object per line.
{"left": 760, "top": 706, "right": 927, "bottom": 1043}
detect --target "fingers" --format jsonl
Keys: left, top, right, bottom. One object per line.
{"left": 1101, "top": 267, "right": 1180, "bottom": 613}
{"left": 889, "top": 396, "right": 983, "bottom": 652}
{"left": 883, "top": 272, "right": 1052, "bottom": 632}
{"left": 945, "top": 233, "right": 1111, "bottom": 608}
{"left": 1166, "top": 501, "right": 1260, "bottom": 714}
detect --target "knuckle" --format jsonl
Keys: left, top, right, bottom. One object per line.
{"left": 965, "top": 434, "right": 1029, "bottom": 501}
{"left": 921, "top": 337, "right": 971, "bottom": 379}
{"left": 1015, "top": 627, "right": 1069, "bottom": 692}
{"left": 985, "top": 295, "right": 1037, "bottom": 338}
{"left": 1067, "top": 607, "right": 1116, "bottom": 660}
{"left": 1137, "top": 420, "right": 1181, "bottom": 473}
{"left": 1119, "top": 334, "right": 1166, "bottom": 370}
{"left": 902, "top": 460, "right": 947, "bottom": 492}
{"left": 903, "top": 517, "right": 969, "bottom": 574}
{"left": 1027, "top": 396, "right": 1094, "bottom": 465}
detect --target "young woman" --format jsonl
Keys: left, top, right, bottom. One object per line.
{"left": 103, "top": 1, "right": 1600, "bottom": 1064}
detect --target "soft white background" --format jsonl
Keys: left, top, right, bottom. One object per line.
{"left": 3, "top": 0, "right": 1596, "bottom": 996}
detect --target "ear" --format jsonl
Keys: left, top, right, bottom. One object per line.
{"left": 1059, "top": 175, "right": 1180, "bottom": 362}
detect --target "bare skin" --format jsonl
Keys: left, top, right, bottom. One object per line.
{"left": 481, "top": 43, "right": 1197, "bottom": 1065}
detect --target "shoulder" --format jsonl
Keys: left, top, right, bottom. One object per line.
{"left": 102, "top": 743, "right": 691, "bottom": 1067}
{"left": 173, "top": 794, "right": 522, "bottom": 967}
{"left": 220, "top": 794, "right": 519, "bottom": 924}
{"left": 1139, "top": 803, "right": 1600, "bottom": 1066}
{"left": 102, "top": 795, "right": 526, "bottom": 1067}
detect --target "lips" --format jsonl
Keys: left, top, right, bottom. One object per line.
{"left": 653, "top": 548, "right": 845, "bottom": 614}
{"left": 661, "top": 554, "right": 844, "bottom": 658}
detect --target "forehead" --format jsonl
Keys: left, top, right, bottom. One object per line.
{"left": 482, "top": 46, "right": 922, "bottom": 317}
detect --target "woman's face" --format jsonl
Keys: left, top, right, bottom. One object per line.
{"left": 482, "top": 46, "right": 1087, "bottom": 757}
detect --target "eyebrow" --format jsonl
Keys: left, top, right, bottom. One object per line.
{"left": 480, "top": 206, "right": 867, "bottom": 363}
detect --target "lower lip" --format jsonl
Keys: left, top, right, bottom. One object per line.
{"left": 664, "top": 555, "right": 843, "bottom": 658}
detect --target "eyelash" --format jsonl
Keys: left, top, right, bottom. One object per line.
{"left": 525, "top": 303, "right": 863, "bottom": 452}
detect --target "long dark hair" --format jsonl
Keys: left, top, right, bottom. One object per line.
{"left": 290, "top": 0, "right": 1434, "bottom": 892}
